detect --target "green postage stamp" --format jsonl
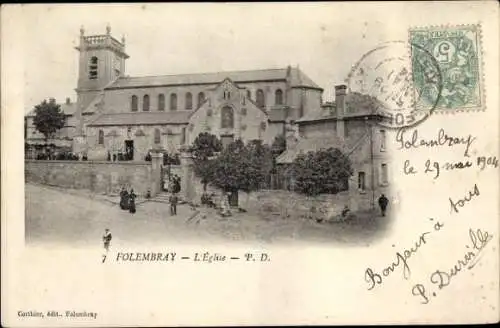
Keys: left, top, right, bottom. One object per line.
{"left": 409, "top": 24, "right": 484, "bottom": 112}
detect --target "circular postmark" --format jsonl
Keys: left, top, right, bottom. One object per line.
{"left": 347, "top": 41, "right": 443, "bottom": 129}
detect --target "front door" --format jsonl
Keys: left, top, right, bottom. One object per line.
{"left": 125, "top": 140, "right": 134, "bottom": 160}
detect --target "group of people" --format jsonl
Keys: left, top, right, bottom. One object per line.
{"left": 119, "top": 187, "right": 137, "bottom": 213}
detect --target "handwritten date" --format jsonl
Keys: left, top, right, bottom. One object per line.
{"left": 403, "top": 156, "right": 497, "bottom": 179}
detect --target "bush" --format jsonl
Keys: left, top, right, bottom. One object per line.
{"left": 290, "top": 148, "right": 353, "bottom": 196}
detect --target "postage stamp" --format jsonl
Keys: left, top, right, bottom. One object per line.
{"left": 409, "top": 24, "right": 484, "bottom": 113}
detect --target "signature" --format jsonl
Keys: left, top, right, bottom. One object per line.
{"left": 412, "top": 228, "right": 493, "bottom": 304}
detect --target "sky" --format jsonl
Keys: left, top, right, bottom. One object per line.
{"left": 2, "top": 2, "right": 486, "bottom": 113}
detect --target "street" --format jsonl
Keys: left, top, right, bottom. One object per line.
{"left": 25, "top": 183, "right": 392, "bottom": 246}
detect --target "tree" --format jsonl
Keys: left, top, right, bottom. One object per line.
{"left": 289, "top": 148, "right": 353, "bottom": 196}
{"left": 211, "top": 139, "right": 245, "bottom": 194}
{"left": 190, "top": 132, "right": 223, "bottom": 191}
{"left": 32, "top": 99, "right": 66, "bottom": 144}
{"left": 211, "top": 139, "right": 273, "bottom": 207}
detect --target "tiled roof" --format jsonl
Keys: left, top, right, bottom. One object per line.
{"left": 87, "top": 111, "right": 191, "bottom": 126}
{"left": 26, "top": 102, "right": 77, "bottom": 117}
{"left": 276, "top": 136, "right": 349, "bottom": 164}
{"left": 83, "top": 94, "right": 105, "bottom": 113}
{"left": 105, "top": 67, "right": 322, "bottom": 90}
{"left": 297, "top": 92, "right": 383, "bottom": 123}
{"left": 276, "top": 130, "right": 370, "bottom": 164}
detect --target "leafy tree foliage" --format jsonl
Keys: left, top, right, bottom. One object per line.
{"left": 190, "top": 132, "right": 223, "bottom": 191}
{"left": 211, "top": 139, "right": 273, "bottom": 196}
{"left": 33, "top": 99, "right": 66, "bottom": 142}
{"left": 290, "top": 148, "right": 353, "bottom": 196}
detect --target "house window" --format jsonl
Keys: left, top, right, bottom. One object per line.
{"left": 380, "top": 129, "right": 386, "bottom": 152}
{"left": 98, "top": 129, "right": 104, "bottom": 145}
{"left": 185, "top": 92, "right": 193, "bottom": 110}
{"left": 197, "top": 92, "right": 205, "bottom": 108}
{"left": 143, "top": 95, "right": 150, "bottom": 111}
{"left": 170, "top": 93, "right": 178, "bottom": 111}
{"left": 181, "top": 127, "right": 186, "bottom": 145}
{"left": 131, "top": 95, "right": 138, "bottom": 112}
{"left": 247, "top": 90, "right": 251, "bottom": 99}
{"left": 381, "top": 164, "right": 388, "bottom": 184}
{"left": 154, "top": 128, "right": 161, "bottom": 144}
{"left": 275, "top": 89, "right": 283, "bottom": 105}
{"left": 89, "top": 56, "right": 98, "bottom": 80}
{"left": 221, "top": 106, "right": 234, "bottom": 129}
{"left": 358, "top": 172, "right": 366, "bottom": 191}
{"left": 344, "top": 121, "right": 349, "bottom": 138}
{"left": 256, "top": 89, "right": 265, "bottom": 108}
{"left": 158, "top": 94, "right": 165, "bottom": 111}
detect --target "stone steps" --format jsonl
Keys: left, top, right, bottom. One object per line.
{"left": 150, "top": 193, "right": 189, "bottom": 205}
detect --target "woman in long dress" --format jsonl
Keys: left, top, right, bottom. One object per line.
{"left": 129, "top": 189, "right": 136, "bottom": 214}
{"left": 119, "top": 187, "right": 129, "bottom": 210}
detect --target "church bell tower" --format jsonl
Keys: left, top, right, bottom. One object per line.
{"left": 73, "top": 24, "right": 129, "bottom": 153}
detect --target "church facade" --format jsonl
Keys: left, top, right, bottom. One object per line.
{"left": 55, "top": 26, "right": 323, "bottom": 161}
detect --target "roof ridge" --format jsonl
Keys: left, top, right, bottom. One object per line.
{"left": 122, "top": 67, "right": 288, "bottom": 80}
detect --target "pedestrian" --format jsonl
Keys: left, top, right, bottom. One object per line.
{"left": 102, "top": 228, "right": 112, "bottom": 252}
{"left": 378, "top": 193, "right": 389, "bottom": 217}
{"left": 119, "top": 187, "right": 129, "bottom": 210}
{"left": 129, "top": 189, "right": 136, "bottom": 214}
{"left": 169, "top": 192, "right": 178, "bottom": 215}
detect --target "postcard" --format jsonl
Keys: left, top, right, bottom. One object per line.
{"left": 1, "top": 2, "right": 499, "bottom": 326}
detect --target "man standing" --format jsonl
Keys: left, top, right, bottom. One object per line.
{"left": 169, "top": 193, "right": 178, "bottom": 216}
{"left": 378, "top": 193, "right": 389, "bottom": 217}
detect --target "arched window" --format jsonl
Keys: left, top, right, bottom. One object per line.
{"left": 170, "top": 93, "right": 177, "bottom": 111}
{"left": 143, "top": 95, "right": 150, "bottom": 111}
{"left": 98, "top": 129, "right": 104, "bottom": 145}
{"left": 154, "top": 128, "right": 161, "bottom": 144}
{"left": 256, "top": 89, "right": 265, "bottom": 109}
{"left": 221, "top": 106, "right": 234, "bottom": 129}
{"left": 185, "top": 92, "right": 193, "bottom": 110}
{"left": 158, "top": 94, "right": 165, "bottom": 111}
{"left": 275, "top": 89, "right": 283, "bottom": 105}
{"left": 89, "top": 56, "right": 98, "bottom": 80}
{"left": 247, "top": 90, "right": 251, "bottom": 99}
{"left": 131, "top": 95, "right": 138, "bottom": 112}
{"left": 197, "top": 92, "right": 205, "bottom": 108}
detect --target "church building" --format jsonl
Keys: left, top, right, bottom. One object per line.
{"left": 59, "top": 26, "right": 323, "bottom": 161}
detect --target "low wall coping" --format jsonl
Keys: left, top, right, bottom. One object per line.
{"left": 25, "top": 160, "right": 151, "bottom": 166}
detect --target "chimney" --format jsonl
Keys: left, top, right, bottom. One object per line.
{"left": 335, "top": 85, "right": 347, "bottom": 116}
{"left": 66, "top": 97, "right": 71, "bottom": 105}
{"left": 335, "top": 85, "right": 347, "bottom": 139}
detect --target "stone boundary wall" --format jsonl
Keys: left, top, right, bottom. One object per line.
{"left": 243, "top": 189, "right": 374, "bottom": 221}
{"left": 25, "top": 160, "right": 155, "bottom": 197}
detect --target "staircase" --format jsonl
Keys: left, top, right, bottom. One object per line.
{"left": 151, "top": 192, "right": 188, "bottom": 205}
{"left": 151, "top": 192, "right": 171, "bottom": 204}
